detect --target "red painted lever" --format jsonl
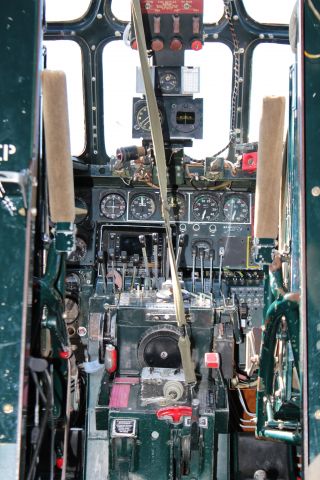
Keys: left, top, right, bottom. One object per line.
{"left": 156, "top": 406, "right": 192, "bottom": 424}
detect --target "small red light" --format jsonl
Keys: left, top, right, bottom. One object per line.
{"left": 56, "top": 457, "right": 63, "bottom": 469}
{"left": 170, "top": 37, "right": 183, "bottom": 51}
{"left": 204, "top": 352, "right": 220, "bottom": 369}
{"left": 59, "top": 349, "right": 71, "bottom": 360}
{"left": 131, "top": 39, "right": 138, "bottom": 50}
{"left": 191, "top": 39, "right": 202, "bottom": 51}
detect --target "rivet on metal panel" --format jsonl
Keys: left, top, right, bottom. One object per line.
{"left": 3, "top": 403, "right": 14, "bottom": 414}
{"left": 311, "top": 186, "right": 320, "bottom": 197}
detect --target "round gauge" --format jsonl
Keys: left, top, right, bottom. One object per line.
{"left": 159, "top": 71, "right": 178, "bottom": 92}
{"left": 100, "top": 193, "right": 126, "bottom": 220}
{"left": 135, "top": 103, "right": 163, "bottom": 132}
{"left": 192, "top": 194, "right": 219, "bottom": 221}
{"left": 223, "top": 196, "right": 249, "bottom": 223}
{"left": 75, "top": 197, "right": 88, "bottom": 224}
{"left": 130, "top": 194, "right": 156, "bottom": 220}
{"left": 167, "top": 193, "right": 186, "bottom": 221}
{"left": 68, "top": 237, "right": 87, "bottom": 263}
{"left": 64, "top": 296, "right": 79, "bottom": 324}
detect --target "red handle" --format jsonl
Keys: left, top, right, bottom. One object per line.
{"left": 156, "top": 406, "right": 192, "bottom": 424}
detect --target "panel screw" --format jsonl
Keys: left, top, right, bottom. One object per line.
{"left": 311, "top": 186, "right": 320, "bottom": 197}
{"left": 315, "top": 409, "right": 320, "bottom": 420}
{"left": 3, "top": 403, "right": 14, "bottom": 414}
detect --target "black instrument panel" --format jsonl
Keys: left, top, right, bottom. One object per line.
{"left": 93, "top": 188, "right": 252, "bottom": 225}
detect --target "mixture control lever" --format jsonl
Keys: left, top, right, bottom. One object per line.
{"left": 192, "top": 246, "right": 197, "bottom": 293}
{"left": 120, "top": 250, "right": 127, "bottom": 290}
{"left": 198, "top": 247, "right": 205, "bottom": 293}
{"left": 152, "top": 233, "right": 159, "bottom": 284}
{"left": 176, "top": 233, "right": 185, "bottom": 269}
{"left": 131, "top": 253, "right": 140, "bottom": 289}
{"left": 139, "top": 235, "right": 151, "bottom": 289}
{"left": 97, "top": 250, "right": 107, "bottom": 294}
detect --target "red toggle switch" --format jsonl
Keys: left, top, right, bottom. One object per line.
{"left": 170, "top": 37, "right": 183, "bottom": 51}
{"left": 204, "top": 352, "right": 220, "bottom": 369}
{"left": 156, "top": 406, "right": 192, "bottom": 424}
{"left": 56, "top": 457, "right": 64, "bottom": 470}
{"left": 151, "top": 38, "right": 164, "bottom": 51}
{"left": 191, "top": 39, "right": 203, "bottom": 51}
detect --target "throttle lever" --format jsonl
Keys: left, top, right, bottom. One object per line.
{"left": 176, "top": 233, "right": 185, "bottom": 269}
{"left": 139, "top": 235, "right": 150, "bottom": 289}
{"left": 152, "top": 233, "right": 159, "bottom": 285}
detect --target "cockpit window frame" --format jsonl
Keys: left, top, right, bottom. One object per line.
{"left": 44, "top": 0, "right": 291, "bottom": 165}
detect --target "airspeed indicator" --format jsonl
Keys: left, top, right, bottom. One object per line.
{"left": 192, "top": 194, "right": 219, "bottom": 221}
{"left": 223, "top": 196, "right": 249, "bottom": 223}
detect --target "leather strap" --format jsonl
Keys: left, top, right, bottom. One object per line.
{"left": 132, "top": 0, "right": 196, "bottom": 384}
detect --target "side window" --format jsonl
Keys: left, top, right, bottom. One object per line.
{"left": 44, "top": 40, "right": 85, "bottom": 156}
{"left": 46, "top": 0, "right": 92, "bottom": 22}
{"left": 243, "top": 0, "right": 296, "bottom": 24}
{"left": 103, "top": 41, "right": 232, "bottom": 159}
{"left": 249, "top": 43, "right": 294, "bottom": 142}
{"left": 185, "top": 43, "right": 232, "bottom": 159}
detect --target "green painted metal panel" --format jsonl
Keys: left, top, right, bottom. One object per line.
{"left": 0, "top": 0, "right": 42, "bottom": 477}
{"left": 304, "top": 0, "right": 320, "bottom": 464}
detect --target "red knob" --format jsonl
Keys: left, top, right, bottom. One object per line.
{"left": 156, "top": 406, "right": 192, "bottom": 424}
{"left": 170, "top": 37, "right": 183, "bottom": 51}
{"left": 151, "top": 38, "right": 164, "bottom": 51}
{"left": 131, "top": 39, "right": 138, "bottom": 50}
{"left": 56, "top": 457, "right": 63, "bottom": 469}
{"left": 59, "top": 349, "right": 71, "bottom": 359}
{"left": 191, "top": 39, "right": 203, "bottom": 51}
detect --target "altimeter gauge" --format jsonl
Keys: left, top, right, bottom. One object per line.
{"left": 130, "top": 194, "right": 156, "bottom": 220}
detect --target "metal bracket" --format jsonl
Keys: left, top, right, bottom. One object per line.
{"left": 0, "top": 169, "right": 30, "bottom": 208}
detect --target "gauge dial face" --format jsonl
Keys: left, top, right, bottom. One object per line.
{"left": 159, "top": 72, "right": 178, "bottom": 92}
{"left": 100, "top": 193, "right": 126, "bottom": 220}
{"left": 68, "top": 237, "right": 87, "bottom": 263}
{"left": 192, "top": 194, "right": 219, "bottom": 221}
{"left": 130, "top": 194, "right": 156, "bottom": 220}
{"left": 167, "top": 193, "right": 186, "bottom": 221}
{"left": 223, "top": 196, "right": 249, "bottom": 222}
{"left": 64, "top": 297, "right": 79, "bottom": 324}
{"left": 135, "top": 104, "right": 163, "bottom": 132}
{"left": 75, "top": 197, "right": 88, "bottom": 224}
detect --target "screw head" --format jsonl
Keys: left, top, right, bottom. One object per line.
{"left": 3, "top": 403, "right": 14, "bottom": 414}
{"left": 311, "top": 186, "right": 320, "bottom": 197}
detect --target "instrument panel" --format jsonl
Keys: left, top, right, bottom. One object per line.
{"left": 94, "top": 188, "right": 252, "bottom": 225}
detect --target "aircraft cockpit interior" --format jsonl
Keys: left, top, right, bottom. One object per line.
{"left": 0, "top": 1, "right": 319, "bottom": 479}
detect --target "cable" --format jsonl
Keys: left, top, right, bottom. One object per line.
{"left": 27, "top": 371, "right": 52, "bottom": 480}
{"left": 308, "top": 0, "right": 320, "bottom": 21}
